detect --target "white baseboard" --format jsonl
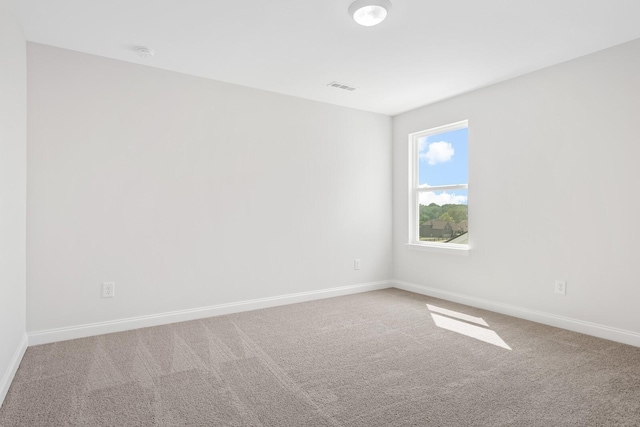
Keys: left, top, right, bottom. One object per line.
{"left": 0, "top": 334, "right": 28, "bottom": 407}
{"left": 28, "top": 281, "right": 391, "bottom": 346}
{"left": 393, "top": 280, "right": 640, "bottom": 348}
{"left": 28, "top": 278, "right": 639, "bottom": 348}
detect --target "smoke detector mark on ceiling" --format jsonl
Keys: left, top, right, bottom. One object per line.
{"left": 134, "top": 46, "right": 155, "bottom": 58}
{"left": 327, "top": 81, "right": 357, "bottom": 91}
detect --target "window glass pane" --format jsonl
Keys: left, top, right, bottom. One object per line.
{"left": 418, "top": 127, "right": 468, "bottom": 186}
{"left": 418, "top": 190, "right": 468, "bottom": 243}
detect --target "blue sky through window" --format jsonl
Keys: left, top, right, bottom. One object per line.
{"left": 418, "top": 128, "right": 468, "bottom": 187}
{"left": 420, "top": 189, "right": 468, "bottom": 206}
{"left": 417, "top": 127, "right": 468, "bottom": 206}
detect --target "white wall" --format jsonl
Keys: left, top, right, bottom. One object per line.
{"left": 393, "top": 39, "right": 640, "bottom": 336}
{"left": 26, "top": 36, "right": 640, "bottom": 345}
{"left": 0, "top": 0, "right": 27, "bottom": 404}
{"left": 27, "top": 43, "right": 392, "bottom": 333}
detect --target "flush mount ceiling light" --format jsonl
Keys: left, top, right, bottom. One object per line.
{"left": 348, "top": 0, "right": 392, "bottom": 27}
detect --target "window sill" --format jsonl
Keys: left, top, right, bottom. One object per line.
{"left": 406, "top": 243, "right": 470, "bottom": 256}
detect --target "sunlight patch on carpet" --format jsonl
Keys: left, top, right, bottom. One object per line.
{"left": 426, "top": 304, "right": 489, "bottom": 327}
{"left": 428, "top": 309, "right": 511, "bottom": 350}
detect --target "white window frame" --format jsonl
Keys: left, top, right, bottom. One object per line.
{"left": 407, "top": 120, "right": 469, "bottom": 255}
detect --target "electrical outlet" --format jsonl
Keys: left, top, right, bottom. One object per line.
{"left": 102, "top": 282, "right": 115, "bottom": 298}
{"left": 354, "top": 259, "right": 361, "bottom": 270}
{"left": 554, "top": 280, "right": 566, "bottom": 295}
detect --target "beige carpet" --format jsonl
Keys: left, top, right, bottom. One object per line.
{"left": 1, "top": 288, "right": 639, "bottom": 426}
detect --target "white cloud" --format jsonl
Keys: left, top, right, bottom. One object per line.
{"left": 419, "top": 191, "right": 467, "bottom": 206}
{"left": 419, "top": 141, "right": 454, "bottom": 165}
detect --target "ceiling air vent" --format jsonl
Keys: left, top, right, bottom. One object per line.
{"left": 327, "top": 81, "right": 357, "bottom": 91}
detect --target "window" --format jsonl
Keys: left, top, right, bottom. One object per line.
{"left": 408, "top": 120, "right": 469, "bottom": 253}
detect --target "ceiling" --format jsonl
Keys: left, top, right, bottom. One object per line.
{"left": 18, "top": 0, "right": 640, "bottom": 116}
